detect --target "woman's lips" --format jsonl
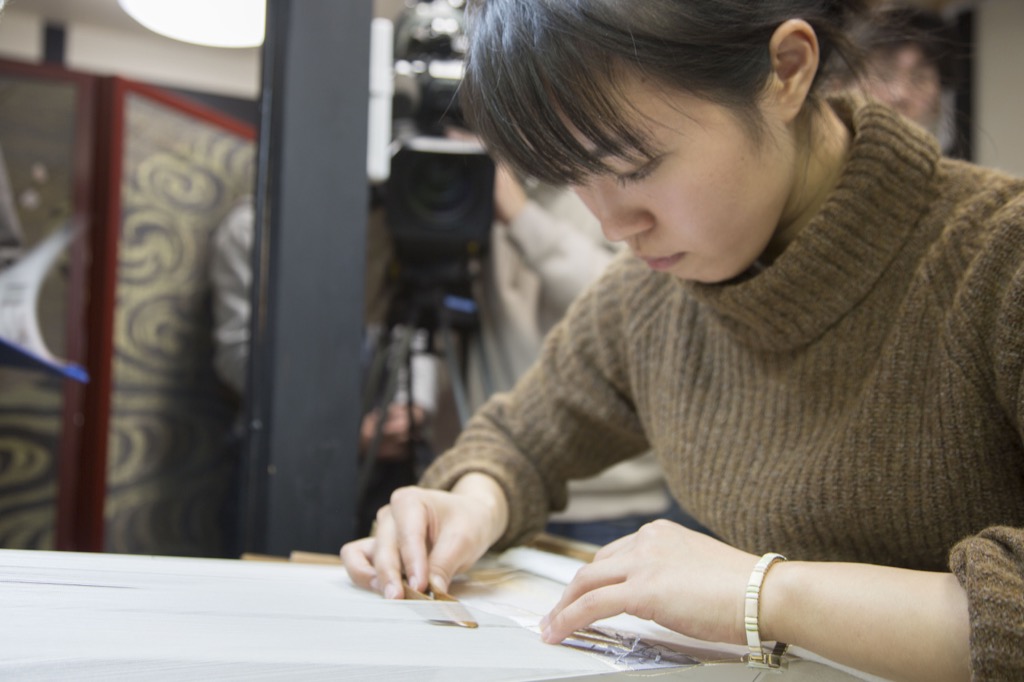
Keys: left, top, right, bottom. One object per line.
{"left": 641, "top": 253, "right": 684, "bottom": 271}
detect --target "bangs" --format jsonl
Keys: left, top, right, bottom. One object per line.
{"left": 460, "top": 1, "right": 658, "bottom": 185}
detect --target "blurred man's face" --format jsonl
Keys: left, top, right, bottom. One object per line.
{"left": 863, "top": 44, "right": 943, "bottom": 135}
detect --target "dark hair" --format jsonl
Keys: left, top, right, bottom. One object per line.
{"left": 460, "top": 0, "right": 870, "bottom": 185}
{"left": 856, "top": 5, "right": 957, "bottom": 87}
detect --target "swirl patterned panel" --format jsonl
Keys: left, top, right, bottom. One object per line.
{"left": 0, "top": 380, "right": 61, "bottom": 549}
{"left": 103, "top": 92, "right": 254, "bottom": 557}
{"left": 0, "top": 76, "right": 78, "bottom": 550}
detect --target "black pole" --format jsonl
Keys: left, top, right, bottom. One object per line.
{"left": 951, "top": 9, "right": 974, "bottom": 162}
{"left": 43, "top": 23, "right": 66, "bottom": 65}
{"left": 241, "top": 0, "right": 371, "bottom": 556}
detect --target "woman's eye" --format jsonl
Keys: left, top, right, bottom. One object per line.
{"left": 615, "top": 158, "right": 660, "bottom": 187}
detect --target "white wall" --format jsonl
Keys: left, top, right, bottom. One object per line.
{"left": 0, "top": 8, "right": 259, "bottom": 99}
{"left": 974, "top": 0, "right": 1024, "bottom": 176}
{"left": 0, "top": 10, "right": 45, "bottom": 62}
{"left": 0, "top": 1, "right": 404, "bottom": 99}
{"left": 67, "top": 22, "right": 259, "bottom": 99}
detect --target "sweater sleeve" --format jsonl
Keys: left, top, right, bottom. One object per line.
{"left": 948, "top": 190, "right": 1024, "bottom": 680}
{"left": 949, "top": 528, "right": 1024, "bottom": 681}
{"left": 419, "top": 253, "right": 649, "bottom": 548}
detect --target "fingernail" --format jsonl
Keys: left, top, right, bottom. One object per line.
{"left": 384, "top": 582, "right": 402, "bottom": 600}
{"left": 540, "top": 626, "right": 553, "bottom": 643}
{"left": 538, "top": 614, "right": 549, "bottom": 630}
{"left": 429, "top": 573, "right": 447, "bottom": 593}
{"left": 369, "top": 577, "right": 379, "bottom": 593}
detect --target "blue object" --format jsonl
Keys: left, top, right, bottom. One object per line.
{"left": 443, "top": 295, "right": 478, "bottom": 315}
{"left": 0, "top": 335, "right": 89, "bottom": 382}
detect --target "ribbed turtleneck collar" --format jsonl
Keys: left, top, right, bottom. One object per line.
{"left": 686, "top": 98, "right": 941, "bottom": 352}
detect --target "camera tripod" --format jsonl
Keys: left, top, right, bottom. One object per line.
{"left": 353, "top": 265, "right": 492, "bottom": 537}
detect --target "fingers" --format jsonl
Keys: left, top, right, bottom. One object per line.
{"left": 425, "top": 525, "right": 486, "bottom": 593}
{"left": 358, "top": 411, "right": 379, "bottom": 449}
{"left": 382, "top": 404, "right": 412, "bottom": 432}
{"left": 543, "top": 579, "right": 633, "bottom": 644}
{"left": 342, "top": 488, "right": 433, "bottom": 599}
{"left": 362, "top": 406, "right": 417, "bottom": 460}
{"left": 340, "top": 537, "right": 377, "bottom": 589}
{"left": 385, "top": 487, "right": 488, "bottom": 594}
{"left": 359, "top": 405, "right": 419, "bottom": 446}
{"left": 539, "top": 529, "right": 650, "bottom": 643}
{"left": 388, "top": 487, "right": 433, "bottom": 593}
{"left": 548, "top": 530, "right": 634, "bottom": 613}
{"left": 543, "top": 523, "right": 761, "bottom": 647}
{"left": 368, "top": 504, "right": 410, "bottom": 599}
{"left": 340, "top": 482, "right": 502, "bottom": 604}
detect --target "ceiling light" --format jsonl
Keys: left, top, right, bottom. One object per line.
{"left": 118, "top": 0, "right": 265, "bottom": 48}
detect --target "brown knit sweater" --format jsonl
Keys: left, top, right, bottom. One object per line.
{"left": 421, "top": 100, "right": 1024, "bottom": 679}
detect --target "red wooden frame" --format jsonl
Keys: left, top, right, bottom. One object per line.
{"left": 71, "top": 77, "right": 256, "bottom": 551}
{"left": 1, "top": 60, "right": 256, "bottom": 551}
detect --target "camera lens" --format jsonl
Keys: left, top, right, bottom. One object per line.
{"left": 405, "top": 154, "right": 476, "bottom": 229}
{"left": 386, "top": 146, "right": 495, "bottom": 265}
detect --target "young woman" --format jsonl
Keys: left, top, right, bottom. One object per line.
{"left": 342, "top": 2, "right": 1024, "bottom": 680}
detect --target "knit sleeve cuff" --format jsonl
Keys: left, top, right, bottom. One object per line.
{"left": 949, "top": 526, "right": 1024, "bottom": 681}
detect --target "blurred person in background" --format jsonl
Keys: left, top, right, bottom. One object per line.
{"left": 849, "top": 3, "right": 959, "bottom": 153}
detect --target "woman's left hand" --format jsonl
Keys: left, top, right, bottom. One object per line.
{"left": 540, "top": 520, "right": 760, "bottom": 646}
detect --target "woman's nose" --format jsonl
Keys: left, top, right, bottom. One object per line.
{"left": 601, "top": 209, "right": 654, "bottom": 243}
{"left": 575, "top": 183, "right": 653, "bottom": 243}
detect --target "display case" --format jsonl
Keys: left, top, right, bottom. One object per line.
{"left": 0, "top": 59, "right": 256, "bottom": 556}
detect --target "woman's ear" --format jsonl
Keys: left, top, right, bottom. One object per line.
{"left": 764, "top": 19, "right": 820, "bottom": 124}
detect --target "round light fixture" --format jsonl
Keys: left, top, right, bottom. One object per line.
{"left": 118, "top": 0, "right": 265, "bottom": 48}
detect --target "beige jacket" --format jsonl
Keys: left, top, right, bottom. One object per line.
{"left": 469, "top": 182, "right": 669, "bottom": 522}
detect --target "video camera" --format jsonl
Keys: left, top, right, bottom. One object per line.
{"left": 383, "top": 0, "right": 495, "bottom": 286}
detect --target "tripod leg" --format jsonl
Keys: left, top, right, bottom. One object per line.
{"left": 439, "top": 322, "right": 471, "bottom": 428}
{"left": 354, "top": 324, "right": 414, "bottom": 536}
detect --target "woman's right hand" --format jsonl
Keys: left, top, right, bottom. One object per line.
{"left": 340, "top": 473, "right": 509, "bottom": 598}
